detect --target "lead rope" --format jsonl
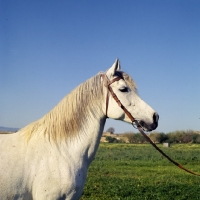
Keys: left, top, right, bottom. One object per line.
{"left": 102, "top": 73, "right": 200, "bottom": 176}
{"left": 134, "top": 120, "right": 200, "bottom": 176}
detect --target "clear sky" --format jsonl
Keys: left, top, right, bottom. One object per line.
{"left": 0, "top": 0, "right": 200, "bottom": 133}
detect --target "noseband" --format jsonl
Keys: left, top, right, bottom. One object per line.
{"left": 101, "top": 73, "right": 200, "bottom": 177}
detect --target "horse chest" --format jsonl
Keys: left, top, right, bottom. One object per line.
{"left": 28, "top": 149, "right": 88, "bottom": 199}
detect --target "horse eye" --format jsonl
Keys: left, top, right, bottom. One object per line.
{"left": 119, "top": 87, "right": 129, "bottom": 92}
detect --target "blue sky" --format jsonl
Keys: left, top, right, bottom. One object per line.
{"left": 0, "top": 0, "right": 200, "bottom": 133}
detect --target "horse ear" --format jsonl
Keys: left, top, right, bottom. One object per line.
{"left": 106, "top": 59, "right": 121, "bottom": 78}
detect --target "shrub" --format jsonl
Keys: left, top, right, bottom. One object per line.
{"left": 105, "top": 136, "right": 118, "bottom": 143}
{"left": 166, "top": 130, "right": 198, "bottom": 143}
{"left": 120, "top": 130, "right": 200, "bottom": 144}
{"left": 149, "top": 132, "right": 168, "bottom": 143}
{"left": 124, "top": 132, "right": 146, "bottom": 143}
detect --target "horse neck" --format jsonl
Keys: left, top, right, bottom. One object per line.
{"left": 45, "top": 75, "right": 106, "bottom": 163}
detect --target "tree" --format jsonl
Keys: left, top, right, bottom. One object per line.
{"left": 106, "top": 127, "right": 115, "bottom": 133}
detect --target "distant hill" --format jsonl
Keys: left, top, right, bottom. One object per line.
{"left": 0, "top": 126, "right": 20, "bottom": 132}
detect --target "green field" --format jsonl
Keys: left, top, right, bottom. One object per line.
{"left": 81, "top": 143, "right": 200, "bottom": 200}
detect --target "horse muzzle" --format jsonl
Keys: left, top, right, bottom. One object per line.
{"left": 139, "top": 112, "right": 159, "bottom": 132}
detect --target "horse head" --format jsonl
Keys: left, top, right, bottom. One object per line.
{"left": 102, "top": 59, "right": 159, "bottom": 132}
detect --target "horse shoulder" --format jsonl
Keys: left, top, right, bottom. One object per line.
{"left": 27, "top": 140, "right": 86, "bottom": 199}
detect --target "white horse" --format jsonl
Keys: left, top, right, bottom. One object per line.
{"left": 0, "top": 59, "right": 158, "bottom": 200}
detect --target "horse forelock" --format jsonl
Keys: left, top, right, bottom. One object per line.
{"left": 116, "top": 71, "right": 137, "bottom": 93}
{"left": 22, "top": 73, "right": 104, "bottom": 143}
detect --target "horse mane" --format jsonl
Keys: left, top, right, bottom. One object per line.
{"left": 21, "top": 71, "right": 137, "bottom": 143}
{"left": 21, "top": 73, "right": 104, "bottom": 143}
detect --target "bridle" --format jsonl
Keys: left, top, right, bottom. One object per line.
{"left": 101, "top": 73, "right": 200, "bottom": 177}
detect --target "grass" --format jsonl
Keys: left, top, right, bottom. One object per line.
{"left": 81, "top": 143, "right": 200, "bottom": 200}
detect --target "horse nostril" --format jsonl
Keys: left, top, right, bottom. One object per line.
{"left": 153, "top": 112, "right": 159, "bottom": 123}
